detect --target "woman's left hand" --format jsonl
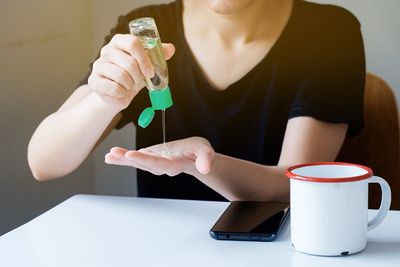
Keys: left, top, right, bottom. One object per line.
{"left": 105, "top": 137, "right": 215, "bottom": 176}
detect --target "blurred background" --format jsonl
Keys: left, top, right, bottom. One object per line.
{"left": 0, "top": 0, "right": 399, "bottom": 235}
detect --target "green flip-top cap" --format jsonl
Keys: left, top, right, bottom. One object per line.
{"left": 138, "top": 86, "right": 173, "bottom": 128}
{"left": 149, "top": 86, "right": 173, "bottom": 110}
{"left": 138, "top": 107, "right": 155, "bottom": 128}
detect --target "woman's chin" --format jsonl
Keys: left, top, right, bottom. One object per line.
{"left": 201, "top": 0, "right": 255, "bottom": 15}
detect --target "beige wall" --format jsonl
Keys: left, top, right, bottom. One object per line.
{"left": 0, "top": 0, "right": 94, "bottom": 234}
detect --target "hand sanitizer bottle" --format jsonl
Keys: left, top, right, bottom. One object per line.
{"left": 129, "top": 17, "right": 173, "bottom": 128}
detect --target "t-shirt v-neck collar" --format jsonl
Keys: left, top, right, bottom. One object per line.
{"left": 175, "top": 0, "right": 297, "bottom": 94}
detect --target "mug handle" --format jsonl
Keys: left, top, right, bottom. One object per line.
{"left": 367, "top": 176, "right": 392, "bottom": 231}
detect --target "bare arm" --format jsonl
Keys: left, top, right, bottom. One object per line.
{"left": 28, "top": 85, "right": 123, "bottom": 180}
{"left": 106, "top": 116, "right": 348, "bottom": 202}
{"left": 27, "top": 34, "right": 175, "bottom": 181}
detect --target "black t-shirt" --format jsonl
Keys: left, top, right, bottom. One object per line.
{"left": 80, "top": 0, "right": 365, "bottom": 201}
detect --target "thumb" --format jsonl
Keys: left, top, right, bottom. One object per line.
{"left": 162, "top": 43, "right": 176, "bottom": 60}
{"left": 195, "top": 147, "right": 215, "bottom": 175}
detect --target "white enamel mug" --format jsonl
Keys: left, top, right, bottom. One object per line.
{"left": 285, "top": 162, "right": 391, "bottom": 256}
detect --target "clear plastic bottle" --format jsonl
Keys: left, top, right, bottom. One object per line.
{"left": 129, "top": 17, "right": 173, "bottom": 128}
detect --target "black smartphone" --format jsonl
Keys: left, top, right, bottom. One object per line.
{"left": 209, "top": 201, "right": 290, "bottom": 242}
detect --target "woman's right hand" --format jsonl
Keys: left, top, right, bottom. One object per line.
{"left": 88, "top": 33, "right": 175, "bottom": 112}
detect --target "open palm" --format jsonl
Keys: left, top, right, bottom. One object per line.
{"left": 105, "top": 137, "right": 215, "bottom": 176}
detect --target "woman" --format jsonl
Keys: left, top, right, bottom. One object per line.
{"left": 27, "top": 0, "right": 365, "bottom": 202}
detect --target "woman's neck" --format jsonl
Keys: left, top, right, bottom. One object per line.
{"left": 184, "top": 0, "right": 293, "bottom": 47}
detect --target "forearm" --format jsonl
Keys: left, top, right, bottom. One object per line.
{"left": 189, "top": 118, "right": 347, "bottom": 201}
{"left": 28, "top": 92, "right": 119, "bottom": 180}
{"left": 190, "top": 153, "right": 290, "bottom": 202}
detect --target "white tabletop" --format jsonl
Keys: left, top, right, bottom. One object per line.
{"left": 0, "top": 194, "right": 399, "bottom": 267}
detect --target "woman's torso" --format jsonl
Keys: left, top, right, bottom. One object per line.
{"left": 109, "top": 0, "right": 365, "bottom": 200}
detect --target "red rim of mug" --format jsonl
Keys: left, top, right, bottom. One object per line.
{"left": 285, "top": 162, "right": 373, "bottom": 183}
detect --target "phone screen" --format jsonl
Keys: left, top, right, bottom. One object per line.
{"left": 209, "top": 201, "right": 290, "bottom": 241}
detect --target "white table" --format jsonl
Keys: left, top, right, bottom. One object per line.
{"left": 0, "top": 195, "right": 399, "bottom": 267}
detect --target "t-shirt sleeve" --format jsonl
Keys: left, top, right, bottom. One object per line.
{"left": 289, "top": 10, "right": 366, "bottom": 137}
{"left": 77, "top": 13, "right": 130, "bottom": 88}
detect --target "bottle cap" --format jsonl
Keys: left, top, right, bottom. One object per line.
{"left": 138, "top": 107, "right": 155, "bottom": 128}
{"left": 149, "top": 86, "right": 173, "bottom": 110}
{"left": 137, "top": 86, "right": 173, "bottom": 128}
